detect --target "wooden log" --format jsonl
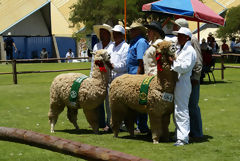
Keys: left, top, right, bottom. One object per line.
{"left": 0, "top": 127, "right": 151, "bottom": 161}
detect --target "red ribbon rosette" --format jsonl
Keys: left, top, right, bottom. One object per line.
{"left": 156, "top": 52, "right": 163, "bottom": 71}
{"left": 95, "top": 60, "right": 107, "bottom": 72}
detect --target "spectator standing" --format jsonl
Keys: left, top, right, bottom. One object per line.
{"left": 230, "top": 37, "right": 236, "bottom": 53}
{"left": 127, "top": 22, "right": 150, "bottom": 133}
{"left": 4, "top": 32, "right": 17, "bottom": 60}
{"left": 40, "top": 48, "right": 48, "bottom": 58}
{"left": 170, "top": 27, "right": 197, "bottom": 146}
{"left": 207, "top": 32, "right": 215, "bottom": 47}
{"left": 172, "top": 18, "right": 203, "bottom": 140}
{"left": 143, "top": 21, "right": 165, "bottom": 76}
{"left": 91, "top": 24, "right": 113, "bottom": 132}
{"left": 65, "top": 49, "right": 74, "bottom": 63}
{"left": 234, "top": 39, "right": 240, "bottom": 53}
{"left": 221, "top": 39, "right": 229, "bottom": 53}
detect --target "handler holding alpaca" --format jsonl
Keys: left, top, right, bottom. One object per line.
{"left": 91, "top": 24, "right": 113, "bottom": 132}
{"left": 105, "top": 25, "right": 129, "bottom": 130}
{"left": 126, "top": 22, "right": 149, "bottom": 134}
{"left": 170, "top": 27, "right": 197, "bottom": 146}
{"left": 143, "top": 21, "right": 165, "bottom": 76}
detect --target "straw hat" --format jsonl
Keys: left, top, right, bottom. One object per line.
{"left": 93, "top": 24, "right": 113, "bottom": 40}
{"left": 126, "top": 22, "right": 146, "bottom": 31}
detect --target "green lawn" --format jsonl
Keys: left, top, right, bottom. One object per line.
{"left": 0, "top": 62, "right": 240, "bottom": 161}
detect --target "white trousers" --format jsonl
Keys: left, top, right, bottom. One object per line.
{"left": 173, "top": 79, "right": 192, "bottom": 143}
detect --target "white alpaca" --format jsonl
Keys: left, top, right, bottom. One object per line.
{"left": 48, "top": 49, "right": 111, "bottom": 133}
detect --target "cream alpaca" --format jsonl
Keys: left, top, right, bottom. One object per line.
{"left": 48, "top": 49, "right": 111, "bottom": 133}
{"left": 109, "top": 41, "right": 178, "bottom": 144}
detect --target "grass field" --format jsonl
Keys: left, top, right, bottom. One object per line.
{"left": 0, "top": 62, "right": 240, "bottom": 161}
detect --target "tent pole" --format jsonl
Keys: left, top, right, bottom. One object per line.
{"left": 124, "top": 0, "right": 127, "bottom": 41}
{"left": 197, "top": 22, "right": 200, "bottom": 41}
{"left": 162, "top": 17, "right": 171, "bottom": 28}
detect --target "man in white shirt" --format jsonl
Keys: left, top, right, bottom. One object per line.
{"left": 65, "top": 49, "right": 74, "bottom": 63}
{"left": 109, "top": 25, "right": 129, "bottom": 79}
{"left": 90, "top": 24, "right": 113, "bottom": 77}
{"left": 170, "top": 27, "right": 197, "bottom": 146}
{"left": 105, "top": 25, "right": 129, "bottom": 129}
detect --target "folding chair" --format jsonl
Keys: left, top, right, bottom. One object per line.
{"left": 205, "top": 58, "right": 216, "bottom": 83}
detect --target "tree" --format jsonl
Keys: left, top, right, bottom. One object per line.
{"left": 216, "top": 5, "right": 240, "bottom": 39}
{"left": 69, "top": 0, "right": 153, "bottom": 37}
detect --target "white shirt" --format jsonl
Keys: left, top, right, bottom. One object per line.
{"left": 172, "top": 41, "right": 197, "bottom": 79}
{"left": 143, "top": 39, "right": 163, "bottom": 75}
{"left": 65, "top": 52, "right": 74, "bottom": 63}
{"left": 109, "top": 40, "right": 129, "bottom": 79}
{"left": 90, "top": 41, "right": 113, "bottom": 77}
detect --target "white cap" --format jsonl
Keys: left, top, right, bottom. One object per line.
{"left": 7, "top": 32, "right": 11, "bottom": 36}
{"left": 112, "top": 25, "right": 125, "bottom": 35}
{"left": 173, "top": 27, "right": 192, "bottom": 38}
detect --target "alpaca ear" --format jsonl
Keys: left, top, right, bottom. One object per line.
{"left": 91, "top": 52, "right": 96, "bottom": 56}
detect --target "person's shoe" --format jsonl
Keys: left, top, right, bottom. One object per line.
{"left": 119, "top": 123, "right": 128, "bottom": 132}
{"left": 134, "top": 129, "right": 140, "bottom": 134}
{"left": 174, "top": 140, "right": 187, "bottom": 146}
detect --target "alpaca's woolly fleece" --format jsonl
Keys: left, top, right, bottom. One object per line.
{"left": 109, "top": 41, "right": 178, "bottom": 144}
{"left": 48, "top": 49, "right": 111, "bottom": 133}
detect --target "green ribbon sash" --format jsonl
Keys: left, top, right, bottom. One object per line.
{"left": 139, "top": 76, "right": 155, "bottom": 105}
{"left": 69, "top": 75, "right": 88, "bottom": 106}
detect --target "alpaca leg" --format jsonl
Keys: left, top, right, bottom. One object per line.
{"left": 161, "top": 114, "right": 171, "bottom": 142}
{"left": 83, "top": 108, "right": 99, "bottom": 134}
{"left": 125, "top": 108, "right": 137, "bottom": 137}
{"left": 111, "top": 104, "right": 126, "bottom": 138}
{"left": 149, "top": 113, "right": 162, "bottom": 144}
{"left": 48, "top": 102, "right": 65, "bottom": 133}
{"left": 67, "top": 107, "right": 79, "bottom": 130}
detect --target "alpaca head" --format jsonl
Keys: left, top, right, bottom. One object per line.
{"left": 93, "top": 49, "right": 112, "bottom": 72}
{"left": 153, "top": 41, "right": 177, "bottom": 71}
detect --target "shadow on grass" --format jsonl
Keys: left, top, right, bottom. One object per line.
{"left": 200, "top": 80, "right": 230, "bottom": 85}
{"left": 118, "top": 131, "right": 213, "bottom": 144}
{"left": 54, "top": 128, "right": 113, "bottom": 135}
{"left": 119, "top": 133, "right": 153, "bottom": 143}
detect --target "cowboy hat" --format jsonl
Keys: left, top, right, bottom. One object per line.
{"left": 144, "top": 21, "right": 165, "bottom": 39}
{"left": 126, "top": 22, "right": 146, "bottom": 31}
{"left": 93, "top": 24, "right": 113, "bottom": 40}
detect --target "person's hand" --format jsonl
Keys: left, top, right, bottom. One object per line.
{"left": 106, "top": 62, "right": 114, "bottom": 70}
{"left": 191, "top": 79, "right": 199, "bottom": 86}
{"left": 15, "top": 48, "right": 17, "bottom": 53}
{"left": 168, "top": 56, "right": 175, "bottom": 64}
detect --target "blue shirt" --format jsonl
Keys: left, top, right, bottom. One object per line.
{"left": 127, "top": 36, "right": 149, "bottom": 74}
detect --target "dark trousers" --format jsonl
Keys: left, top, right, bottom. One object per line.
{"left": 98, "top": 103, "right": 106, "bottom": 128}
{"left": 6, "top": 50, "right": 13, "bottom": 60}
{"left": 136, "top": 113, "right": 149, "bottom": 133}
{"left": 189, "top": 83, "right": 203, "bottom": 137}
